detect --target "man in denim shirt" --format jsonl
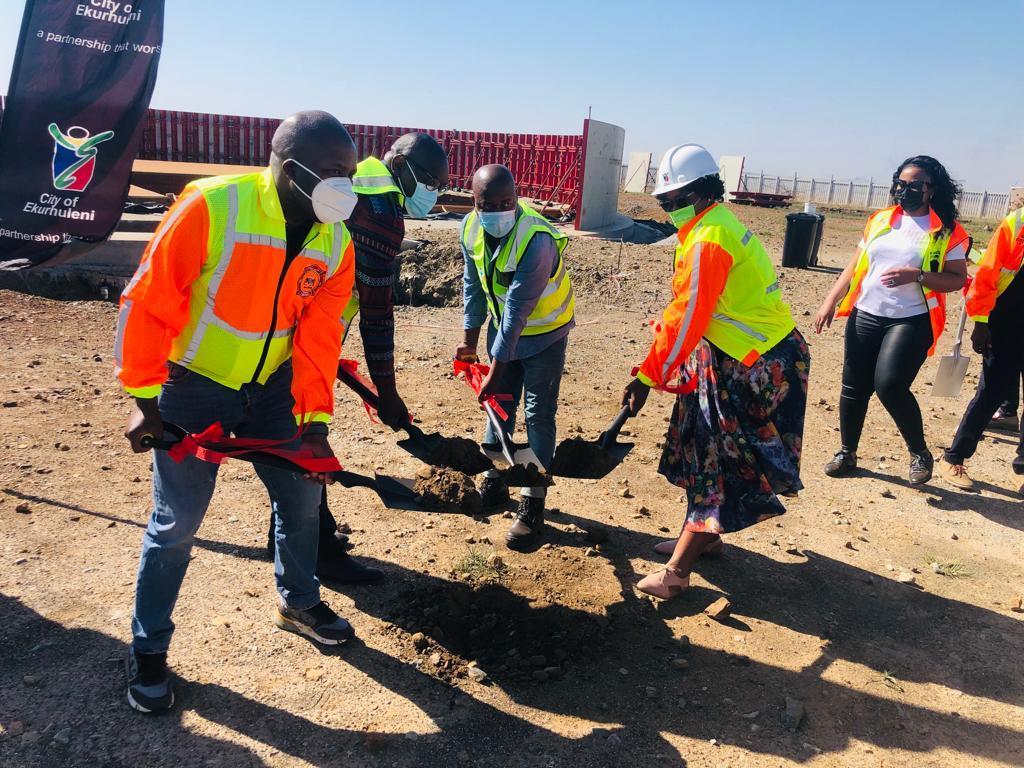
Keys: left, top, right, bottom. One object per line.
{"left": 457, "top": 165, "right": 574, "bottom": 549}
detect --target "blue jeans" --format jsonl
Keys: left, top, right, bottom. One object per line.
{"left": 483, "top": 334, "right": 568, "bottom": 498}
{"left": 131, "top": 362, "right": 322, "bottom": 654}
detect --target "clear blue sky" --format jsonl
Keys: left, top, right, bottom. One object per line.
{"left": 1, "top": 0, "right": 1020, "bottom": 189}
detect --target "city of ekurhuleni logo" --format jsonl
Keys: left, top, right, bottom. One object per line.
{"left": 48, "top": 123, "right": 115, "bottom": 192}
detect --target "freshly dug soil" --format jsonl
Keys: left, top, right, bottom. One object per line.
{"left": 413, "top": 466, "right": 483, "bottom": 515}
{"left": 394, "top": 240, "right": 464, "bottom": 307}
{"left": 426, "top": 436, "right": 494, "bottom": 475}
{"left": 502, "top": 462, "right": 552, "bottom": 488}
{"left": 549, "top": 437, "right": 619, "bottom": 478}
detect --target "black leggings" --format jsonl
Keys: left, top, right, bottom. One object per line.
{"left": 840, "top": 309, "right": 932, "bottom": 454}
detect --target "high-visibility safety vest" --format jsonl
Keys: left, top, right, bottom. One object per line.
{"left": 114, "top": 169, "right": 355, "bottom": 425}
{"left": 836, "top": 205, "right": 970, "bottom": 355}
{"left": 350, "top": 156, "right": 404, "bottom": 202}
{"left": 461, "top": 201, "right": 575, "bottom": 336}
{"left": 636, "top": 203, "right": 795, "bottom": 388}
{"left": 966, "top": 206, "right": 1024, "bottom": 323}
{"left": 340, "top": 156, "right": 404, "bottom": 341}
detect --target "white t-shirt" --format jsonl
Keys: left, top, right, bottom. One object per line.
{"left": 855, "top": 214, "right": 966, "bottom": 318}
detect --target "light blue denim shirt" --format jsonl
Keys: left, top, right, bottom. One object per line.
{"left": 463, "top": 229, "right": 574, "bottom": 362}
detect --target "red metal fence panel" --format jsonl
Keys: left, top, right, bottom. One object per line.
{"left": 1, "top": 98, "right": 584, "bottom": 209}
{"left": 134, "top": 109, "right": 583, "bottom": 208}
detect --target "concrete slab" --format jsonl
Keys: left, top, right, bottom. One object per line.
{"left": 720, "top": 155, "right": 745, "bottom": 201}
{"left": 623, "top": 152, "right": 652, "bottom": 193}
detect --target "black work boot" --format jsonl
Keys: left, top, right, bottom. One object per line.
{"left": 908, "top": 450, "right": 934, "bottom": 485}
{"left": 479, "top": 474, "right": 510, "bottom": 507}
{"left": 317, "top": 533, "right": 383, "bottom": 585}
{"left": 823, "top": 449, "right": 858, "bottom": 477}
{"left": 505, "top": 496, "right": 545, "bottom": 551}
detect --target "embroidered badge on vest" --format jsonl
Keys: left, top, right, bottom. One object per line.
{"left": 297, "top": 264, "right": 326, "bottom": 297}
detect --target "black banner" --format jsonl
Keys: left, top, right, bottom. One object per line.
{"left": 0, "top": 0, "right": 164, "bottom": 270}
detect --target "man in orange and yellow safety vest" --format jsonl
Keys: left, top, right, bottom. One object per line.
{"left": 115, "top": 111, "right": 359, "bottom": 715}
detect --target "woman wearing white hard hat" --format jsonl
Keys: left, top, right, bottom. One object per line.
{"left": 621, "top": 143, "right": 810, "bottom": 599}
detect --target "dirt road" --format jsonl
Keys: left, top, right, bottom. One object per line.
{"left": 1, "top": 201, "right": 1021, "bottom": 768}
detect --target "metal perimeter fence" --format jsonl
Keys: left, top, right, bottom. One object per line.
{"left": 619, "top": 163, "right": 1012, "bottom": 221}
{"left": 740, "top": 172, "right": 1010, "bottom": 220}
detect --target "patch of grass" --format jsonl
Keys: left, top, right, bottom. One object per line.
{"left": 452, "top": 547, "right": 502, "bottom": 581}
{"left": 923, "top": 554, "right": 974, "bottom": 579}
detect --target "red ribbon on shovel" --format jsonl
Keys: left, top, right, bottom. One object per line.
{"left": 453, "top": 359, "right": 513, "bottom": 420}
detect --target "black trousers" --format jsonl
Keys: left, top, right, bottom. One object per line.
{"left": 840, "top": 309, "right": 932, "bottom": 454}
{"left": 945, "top": 321, "right": 1024, "bottom": 463}
{"left": 997, "top": 371, "right": 1024, "bottom": 413}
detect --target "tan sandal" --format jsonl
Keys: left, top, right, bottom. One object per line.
{"left": 637, "top": 566, "right": 690, "bottom": 599}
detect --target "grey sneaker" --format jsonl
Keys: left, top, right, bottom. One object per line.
{"left": 126, "top": 648, "right": 174, "bottom": 714}
{"left": 505, "top": 496, "right": 545, "bottom": 551}
{"left": 275, "top": 601, "right": 354, "bottom": 646}
{"left": 909, "top": 450, "right": 934, "bottom": 485}
{"left": 823, "top": 449, "right": 857, "bottom": 477}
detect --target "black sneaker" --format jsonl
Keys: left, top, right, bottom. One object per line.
{"left": 479, "top": 474, "right": 510, "bottom": 507}
{"left": 990, "top": 408, "right": 1020, "bottom": 432}
{"left": 909, "top": 450, "right": 934, "bottom": 485}
{"left": 317, "top": 536, "right": 384, "bottom": 585}
{"left": 505, "top": 497, "right": 545, "bottom": 551}
{"left": 126, "top": 648, "right": 174, "bottom": 714}
{"left": 275, "top": 601, "right": 354, "bottom": 646}
{"left": 823, "top": 449, "right": 857, "bottom": 477}
{"left": 1012, "top": 454, "right": 1024, "bottom": 476}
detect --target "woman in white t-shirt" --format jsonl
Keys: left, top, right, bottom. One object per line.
{"left": 814, "top": 156, "right": 969, "bottom": 484}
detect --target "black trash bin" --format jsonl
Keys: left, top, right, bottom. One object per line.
{"left": 809, "top": 213, "right": 825, "bottom": 267}
{"left": 782, "top": 212, "right": 819, "bottom": 268}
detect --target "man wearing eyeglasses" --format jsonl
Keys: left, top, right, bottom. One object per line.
{"left": 266, "top": 131, "right": 450, "bottom": 584}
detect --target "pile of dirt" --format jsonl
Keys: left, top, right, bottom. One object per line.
{"left": 503, "top": 462, "right": 552, "bottom": 488}
{"left": 413, "top": 465, "right": 483, "bottom": 515}
{"left": 549, "top": 437, "right": 619, "bottom": 478}
{"left": 394, "top": 240, "right": 464, "bottom": 307}
{"left": 426, "top": 436, "right": 493, "bottom": 475}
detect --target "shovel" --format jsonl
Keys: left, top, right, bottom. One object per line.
{"left": 140, "top": 424, "right": 426, "bottom": 512}
{"left": 336, "top": 363, "right": 493, "bottom": 474}
{"left": 481, "top": 400, "right": 544, "bottom": 471}
{"left": 551, "top": 405, "right": 635, "bottom": 479}
{"left": 932, "top": 302, "right": 971, "bottom": 398}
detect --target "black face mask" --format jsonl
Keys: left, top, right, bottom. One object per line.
{"left": 895, "top": 187, "right": 926, "bottom": 211}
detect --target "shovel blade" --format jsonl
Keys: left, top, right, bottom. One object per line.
{"left": 549, "top": 438, "right": 634, "bottom": 479}
{"left": 395, "top": 431, "right": 441, "bottom": 463}
{"left": 373, "top": 473, "right": 427, "bottom": 511}
{"left": 932, "top": 354, "right": 970, "bottom": 398}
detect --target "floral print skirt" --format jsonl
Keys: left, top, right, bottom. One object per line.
{"left": 658, "top": 329, "right": 810, "bottom": 534}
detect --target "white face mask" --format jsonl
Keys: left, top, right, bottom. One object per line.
{"left": 285, "top": 159, "right": 357, "bottom": 224}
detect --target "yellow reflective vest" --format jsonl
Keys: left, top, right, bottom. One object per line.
{"left": 461, "top": 201, "right": 574, "bottom": 336}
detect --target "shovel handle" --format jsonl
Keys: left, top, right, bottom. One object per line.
{"left": 599, "top": 405, "right": 633, "bottom": 450}
{"left": 337, "top": 361, "right": 425, "bottom": 440}
{"left": 337, "top": 363, "right": 380, "bottom": 408}
{"left": 483, "top": 400, "right": 518, "bottom": 465}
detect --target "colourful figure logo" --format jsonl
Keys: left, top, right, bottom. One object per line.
{"left": 48, "top": 123, "right": 115, "bottom": 192}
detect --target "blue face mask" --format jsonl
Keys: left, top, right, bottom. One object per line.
{"left": 402, "top": 161, "right": 438, "bottom": 218}
{"left": 479, "top": 208, "right": 517, "bottom": 238}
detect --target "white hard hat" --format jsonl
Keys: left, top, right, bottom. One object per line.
{"left": 652, "top": 143, "right": 719, "bottom": 196}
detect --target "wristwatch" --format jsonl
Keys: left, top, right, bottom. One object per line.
{"left": 916, "top": 270, "right": 925, "bottom": 283}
